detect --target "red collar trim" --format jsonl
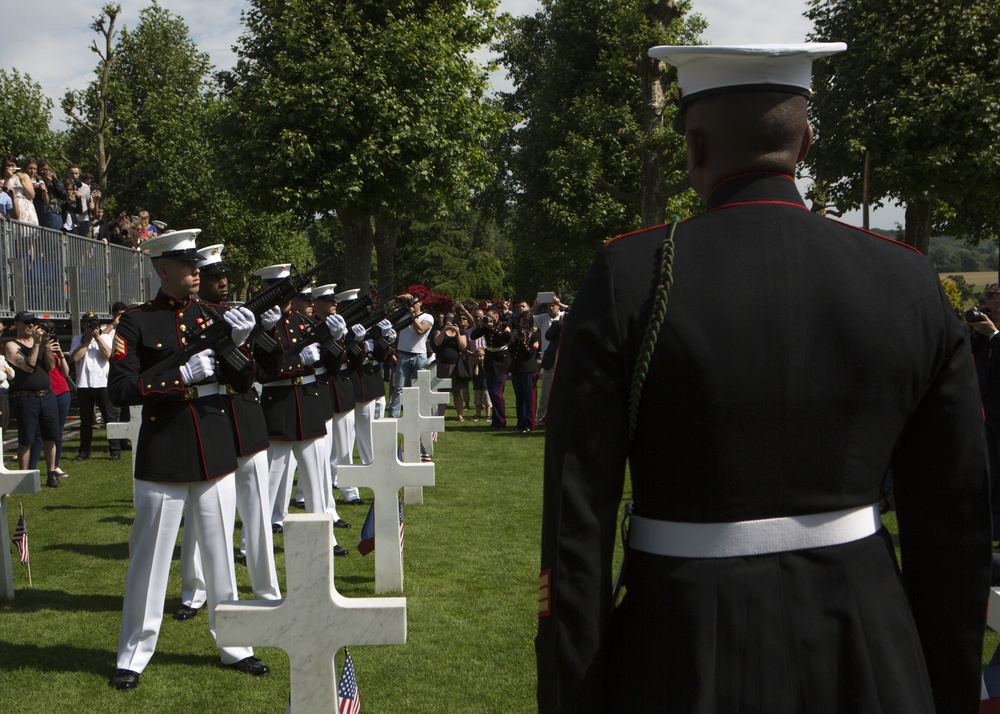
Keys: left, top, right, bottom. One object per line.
{"left": 710, "top": 199, "right": 810, "bottom": 212}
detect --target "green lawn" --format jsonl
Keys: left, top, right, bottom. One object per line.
{"left": 0, "top": 385, "right": 995, "bottom": 712}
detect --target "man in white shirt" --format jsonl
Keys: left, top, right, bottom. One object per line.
{"left": 533, "top": 296, "right": 566, "bottom": 426}
{"left": 70, "top": 311, "right": 121, "bottom": 461}
{"left": 387, "top": 294, "right": 434, "bottom": 418}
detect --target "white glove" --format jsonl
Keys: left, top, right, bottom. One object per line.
{"left": 325, "top": 314, "right": 347, "bottom": 340}
{"left": 299, "top": 343, "right": 321, "bottom": 366}
{"left": 260, "top": 306, "right": 282, "bottom": 330}
{"left": 386, "top": 329, "right": 397, "bottom": 343}
{"left": 180, "top": 349, "right": 215, "bottom": 384}
{"left": 351, "top": 323, "right": 366, "bottom": 340}
{"left": 377, "top": 318, "right": 392, "bottom": 337}
{"left": 224, "top": 306, "right": 255, "bottom": 347}
{"left": 363, "top": 339, "right": 375, "bottom": 353}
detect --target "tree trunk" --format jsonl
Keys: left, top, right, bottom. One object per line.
{"left": 903, "top": 200, "right": 932, "bottom": 254}
{"left": 640, "top": 1, "right": 682, "bottom": 228}
{"left": 338, "top": 208, "right": 374, "bottom": 292}
{"left": 373, "top": 215, "right": 402, "bottom": 291}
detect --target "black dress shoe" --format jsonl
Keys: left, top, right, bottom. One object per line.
{"left": 111, "top": 669, "right": 140, "bottom": 690}
{"left": 343, "top": 498, "right": 366, "bottom": 505}
{"left": 228, "top": 656, "right": 270, "bottom": 676}
{"left": 333, "top": 519, "right": 351, "bottom": 529}
{"left": 293, "top": 500, "right": 305, "bottom": 509}
{"left": 73, "top": 453, "right": 90, "bottom": 462}
{"left": 271, "top": 523, "right": 283, "bottom": 534}
{"left": 110, "top": 453, "right": 121, "bottom": 461}
{"left": 46, "top": 471, "right": 62, "bottom": 488}
{"left": 174, "top": 604, "right": 200, "bottom": 621}
{"left": 334, "top": 545, "right": 348, "bottom": 557}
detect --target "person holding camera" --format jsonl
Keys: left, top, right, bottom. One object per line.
{"left": 470, "top": 308, "right": 511, "bottom": 429}
{"left": 386, "top": 294, "right": 434, "bottom": 418}
{"left": 28, "top": 321, "right": 72, "bottom": 476}
{"left": 32, "top": 160, "right": 67, "bottom": 231}
{"left": 1, "top": 155, "right": 38, "bottom": 225}
{"left": 70, "top": 311, "right": 121, "bottom": 462}
{"left": 5, "top": 311, "right": 60, "bottom": 485}
{"left": 65, "top": 165, "right": 93, "bottom": 236}
{"left": 432, "top": 310, "right": 468, "bottom": 421}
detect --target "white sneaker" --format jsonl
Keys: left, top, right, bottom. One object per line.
{"left": 54, "top": 467, "right": 69, "bottom": 477}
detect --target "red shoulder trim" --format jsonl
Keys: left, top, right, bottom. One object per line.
{"left": 826, "top": 217, "right": 923, "bottom": 255}
{"left": 606, "top": 217, "right": 694, "bottom": 246}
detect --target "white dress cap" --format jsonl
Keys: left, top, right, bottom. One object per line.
{"left": 143, "top": 229, "right": 202, "bottom": 261}
{"left": 333, "top": 288, "right": 361, "bottom": 303}
{"left": 648, "top": 43, "right": 846, "bottom": 105}
{"left": 313, "top": 283, "right": 338, "bottom": 300}
{"left": 253, "top": 264, "right": 292, "bottom": 281}
{"left": 197, "top": 244, "right": 225, "bottom": 269}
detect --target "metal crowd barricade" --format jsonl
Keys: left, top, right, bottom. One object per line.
{"left": 1, "top": 218, "right": 156, "bottom": 321}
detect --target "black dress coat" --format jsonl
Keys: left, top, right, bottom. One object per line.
{"left": 537, "top": 173, "right": 991, "bottom": 713}
{"left": 109, "top": 291, "right": 252, "bottom": 482}
{"left": 255, "top": 312, "right": 327, "bottom": 442}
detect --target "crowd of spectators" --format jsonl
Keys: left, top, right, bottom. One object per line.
{"left": 0, "top": 154, "right": 165, "bottom": 249}
{"left": 403, "top": 291, "right": 569, "bottom": 433}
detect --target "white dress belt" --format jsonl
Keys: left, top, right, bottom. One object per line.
{"left": 262, "top": 374, "right": 318, "bottom": 388}
{"left": 627, "top": 504, "right": 881, "bottom": 559}
{"left": 314, "top": 366, "right": 328, "bottom": 376}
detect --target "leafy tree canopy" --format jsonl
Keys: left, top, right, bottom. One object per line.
{"left": 806, "top": 0, "right": 1000, "bottom": 249}
{"left": 0, "top": 69, "right": 59, "bottom": 162}
{"left": 496, "top": 0, "right": 705, "bottom": 295}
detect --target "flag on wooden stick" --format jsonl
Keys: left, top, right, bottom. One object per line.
{"left": 12, "top": 504, "right": 28, "bottom": 565}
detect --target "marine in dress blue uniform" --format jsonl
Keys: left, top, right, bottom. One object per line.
{"left": 110, "top": 230, "right": 269, "bottom": 691}
{"left": 177, "top": 244, "right": 282, "bottom": 621}
{"left": 537, "top": 45, "right": 991, "bottom": 713}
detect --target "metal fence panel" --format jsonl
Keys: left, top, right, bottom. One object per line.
{"left": 0, "top": 218, "right": 161, "bottom": 319}
{"left": 66, "top": 232, "right": 110, "bottom": 316}
{"left": 5, "top": 219, "right": 68, "bottom": 319}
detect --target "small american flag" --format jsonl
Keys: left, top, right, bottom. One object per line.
{"left": 12, "top": 508, "right": 28, "bottom": 565}
{"left": 338, "top": 647, "right": 361, "bottom": 714}
{"left": 398, "top": 499, "right": 404, "bottom": 553}
{"left": 419, "top": 440, "right": 432, "bottom": 463}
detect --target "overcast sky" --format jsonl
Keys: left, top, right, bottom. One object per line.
{"left": 0, "top": 0, "right": 901, "bottom": 228}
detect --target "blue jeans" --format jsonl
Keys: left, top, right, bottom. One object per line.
{"left": 31, "top": 390, "right": 70, "bottom": 468}
{"left": 387, "top": 351, "right": 427, "bottom": 417}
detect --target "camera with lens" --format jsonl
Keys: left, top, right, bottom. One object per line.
{"left": 86, "top": 319, "right": 100, "bottom": 330}
{"left": 41, "top": 323, "right": 55, "bottom": 335}
{"left": 965, "top": 306, "right": 992, "bottom": 323}
{"left": 444, "top": 316, "right": 456, "bottom": 326}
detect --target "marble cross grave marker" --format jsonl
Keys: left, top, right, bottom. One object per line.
{"left": 107, "top": 409, "right": 142, "bottom": 478}
{"left": 216, "top": 513, "right": 407, "bottom": 713}
{"left": 398, "top": 384, "right": 444, "bottom": 505}
{"left": 0, "top": 430, "right": 40, "bottom": 600}
{"left": 337, "top": 419, "right": 434, "bottom": 593}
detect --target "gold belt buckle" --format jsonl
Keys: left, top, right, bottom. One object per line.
{"left": 183, "top": 385, "right": 199, "bottom": 400}
{"left": 291, "top": 376, "right": 303, "bottom": 386}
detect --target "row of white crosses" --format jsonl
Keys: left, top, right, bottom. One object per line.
{"left": 218, "top": 368, "right": 447, "bottom": 711}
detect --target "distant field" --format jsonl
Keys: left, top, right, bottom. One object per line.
{"left": 940, "top": 271, "right": 998, "bottom": 291}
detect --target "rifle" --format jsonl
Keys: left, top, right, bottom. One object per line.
{"left": 158, "top": 255, "right": 337, "bottom": 376}
{"left": 298, "top": 297, "right": 412, "bottom": 359}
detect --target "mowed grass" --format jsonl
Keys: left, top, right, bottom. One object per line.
{"left": 0, "top": 381, "right": 994, "bottom": 713}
